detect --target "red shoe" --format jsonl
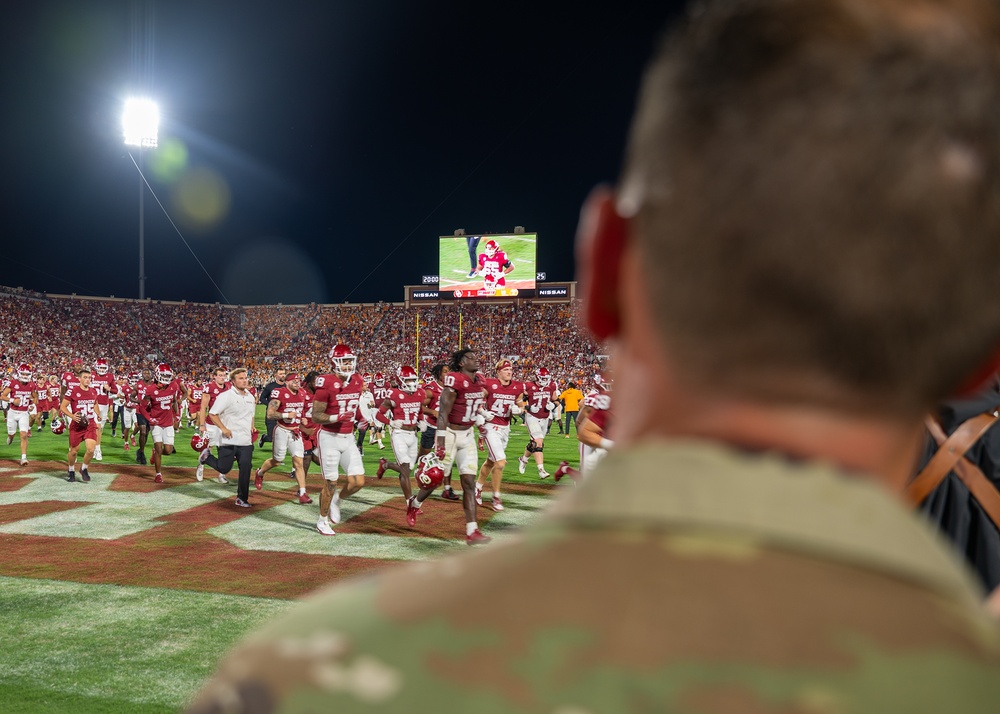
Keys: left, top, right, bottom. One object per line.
{"left": 254, "top": 467, "right": 263, "bottom": 490}
{"left": 376, "top": 457, "right": 387, "bottom": 479}
{"left": 406, "top": 498, "right": 419, "bottom": 527}
{"left": 554, "top": 460, "right": 573, "bottom": 483}
{"left": 298, "top": 492, "right": 313, "bottom": 504}
{"left": 123, "top": 442, "right": 130, "bottom": 451}
{"left": 441, "top": 487, "right": 461, "bottom": 501}
{"left": 154, "top": 473, "right": 163, "bottom": 483}
{"left": 466, "top": 529, "right": 492, "bottom": 546}
{"left": 477, "top": 436, "right": 485, "bottom": 452}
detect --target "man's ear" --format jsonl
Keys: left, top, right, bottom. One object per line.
{"left": 576, "top": 186, "right": 629, "bottom": 342}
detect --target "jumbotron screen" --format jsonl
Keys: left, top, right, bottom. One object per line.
{"left": 438, "top": 233, "right": 537, "bottom": 299}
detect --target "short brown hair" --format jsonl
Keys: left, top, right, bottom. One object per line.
{"left": 621, "top": 0, "right": 1000, "bottom": 414}
{"left": 229, "top": 368, "right": 247, "bottom": 382}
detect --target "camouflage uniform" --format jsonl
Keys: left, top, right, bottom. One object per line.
{"left": 187, "top": 441, "right": 1000, "bottom": 713}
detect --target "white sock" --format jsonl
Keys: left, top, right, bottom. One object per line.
{"left": 299, "top": 487, "right": 306, "bottom": 495}
{"left": 493, "top": 492, "right": 501, "bottom": 499}
{"left": 412, "top": 498, "right": 423, "bottom": 509}
{"left": 466, "top": 522, "right": 478, "bottom": 536}
{"left": 332, "top": 492, "right": 340, "bottom": 503}
{"left": 21, "top": 454, "right": 26, "bottom": 460}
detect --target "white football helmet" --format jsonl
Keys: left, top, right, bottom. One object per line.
{"left": 397, "top": 366, "right": 419, "bottom": 393}
{"left": 156, "top": 363, "right": 173, "bottom": 385}
{"left": 329, "top": 344, "right": 356, "bottom": 379}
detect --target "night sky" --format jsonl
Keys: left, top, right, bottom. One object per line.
{"left": 1, "top": 1, "right": 683, "bottom": 305}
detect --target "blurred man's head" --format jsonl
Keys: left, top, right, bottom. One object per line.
{"left": 583, "top": 0, "right": 1000, "bottom": 417}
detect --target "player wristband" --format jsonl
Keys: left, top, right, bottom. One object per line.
{"left": 599, "top": 438, "right": 614, "bottom": 450}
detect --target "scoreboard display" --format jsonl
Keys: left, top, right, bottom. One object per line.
{"left": 437, "top": 234, "right": 537, "bottom": 299}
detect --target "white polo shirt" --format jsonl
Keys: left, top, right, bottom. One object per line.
{"left": 209, "top": 387, "right": 257, "bottom": 447}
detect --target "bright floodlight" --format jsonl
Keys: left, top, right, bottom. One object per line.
{"left": 122, "top": 98, "right": 159, "bottom": 148}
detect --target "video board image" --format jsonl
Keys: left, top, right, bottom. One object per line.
{"left": 438, "top": 233, "right": 537, "bottom": 299}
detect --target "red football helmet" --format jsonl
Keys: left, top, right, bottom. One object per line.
{"left": 595, "top": 373, "right": 611, "bottom": 391}
{"left": 70, "top": 358, "right": 83, "bottom": 370}
{"left": 397, "top": 366, "right": 419, "bottom": 393}
{"left": 373, "top": 372, "right": 386, "bottom": 388}
{"left": 422, "top": 371, "right": 432, "bottom": 385}
{"left": 128, "top": 372, "right": 140, "bottom": 385}
{"left": 50, "top": 418, "right": 66, "bottom": 435}
{"left": 16, "top": 363, "right": 31, "bottom": 382}
{"left": 156, "top": 363, "right": 173, "bottom": 385}
{"left": 536, "top": 367, "right": 551, "bottom": 387}
{"left": 414, "top": 453, "right": 445, "bottom": 489}
{"left": 329, "top": 344, "right": 356, "bottom": 378}
{"left": 94, "top": 359, "right": 109, "bottom": 375}
{"left": 484, "top": 239, "right": 499, "bottom": 258}
{"left": 190, "top": 432, "right": 210, "bottom": 452}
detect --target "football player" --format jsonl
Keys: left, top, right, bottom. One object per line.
{"left": 310, "top": 344, "right": 368, "bottom": 536}
{"left": 374, "top": 365, "right": 429, "bottom": 502}
{"left": 517, "top": 366, "right": 559, "bottom": 478}
{"left": 367, "top": 372, "right": 391, "bottom": 450}
{"left": 254, "top": 373, "right": 313, "bottom": 504}
{"left": 1, "top": 363, "right": 38, "bottom": 466}
{"left": 417, "top": 363, "right": 460, "bottom": 500}
{"left": 91, "top": 358, "right": 117, "bottom": 461}
{"left": 476, "top": 239, "right": 515, "bottom": 294}
{"left": 132, "top": 367, "right": 154, "bottom": 465}
{"left": 407, "top": 349, "right": 491, "bottom": 545}
{"left": 61, "top": 367, "right": 100, "bottom": 482}
{"left": 196, "top": 367, "right": 231, "bottom": 483}
{"left": 138, "top": 363, "right": 183, "bottom": 484}
{"left": 474, "top": 358, "right": 525, "bottom": 512}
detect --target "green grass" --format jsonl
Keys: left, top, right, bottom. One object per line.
{"left": 4, "top": 405, "right": 582, "bottom": 479}
{"left": 0, "top": 576, "right": 293, "bottom": 713}
{"left": 1, "top": 406, "right": 581, "bottom": 712}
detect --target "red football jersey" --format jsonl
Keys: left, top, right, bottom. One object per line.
{"left": 61, "top": 370, "right": 80, "bottom": 394}
{"left": 523, "top": 381, "right": 559, "bottom": 419}
{"left": 481, "top": 377, "right": 523, "bottom": 427}
{"left": 144, "top": 380, "right": 181, "bottom": 427}
{"left": 65, "top": 386, "right": 99, "bottom": 420}
{"left": 477, "top": 250, "right": 512, "bottom": 288}
{"left": 6, "top": 380, "right": 37, "bottom": 410}
{"left": 443, "top": 371, "right": 488, "bottom": 428}
{"left": 91, "top": 372, "right": 117, "bottom": 406}
{"left": 188, "top": 383, "right": 205, "bottom": 409}
{"left": 386, "top": 387, "right": 424, "bottom": 426}
{"left": 583, "top": 389, "right": 612, "bottom": 433}
{"left": 203, "top": 380, "right": 231, "bottom": 411}
{"left": 372, "top": 385, "right": 394, "bottom": 405}
{"left": 271, "top": 386, "right": 312, "bottom": 434}
{"left": 48, "top": 382, "right": 61, "bottom": 402}
{"left": 313, "top": 373, "right": 364, "bottom": 434}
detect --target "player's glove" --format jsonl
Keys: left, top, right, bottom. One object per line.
{"left": 389, "top": 419, "right": 403, "bottom": 429}
{"left": 417, "top": 419, "right": 428, "bottom": 433}
{"left": 474, "top": 414, "right": 485, "bottom": 427}
{"left": 529, "top": 405, "right": 541, "bottom": 415}
{"left": 510, "top": 404, "right": 522, "bottom": 415}
{"left": 434, "top": 442, "right": 446, "bottom": 460}
{"left": 546, "top": 401, "right": 556, "bottom": 412}
{"left": 478, "top": 409, "right": 495, "bottom": 422}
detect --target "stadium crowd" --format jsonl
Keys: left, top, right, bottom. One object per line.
{"left": 0, "top": 289, "right": 602, "bottom": 386}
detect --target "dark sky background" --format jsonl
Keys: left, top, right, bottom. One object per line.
{"left": 1, "top": 1, "right": 683, "bottom": 305}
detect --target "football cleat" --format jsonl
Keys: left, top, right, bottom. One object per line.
{"left": 538, "top": 467, "right": 550, "bottom": 479}
{"left": 254, "top": 468, "right": 264, "bottom": 491}
{"left": 135, "top": 450, "right": 147, "bottom": 465}
{"left": 154, "top": 473, "right": 163, "bottom": 483}
{"left": 441, "top": 487, "right": 461, "bottom": 501}
{"left": 66, "top": 472, "right": 77, "bottom": 483}
{"left": 195, "top": 465, "right": 204, "bottom": 482}
{"left": 19, "top": 458, "right": 28, "bottom": 466}
{"left": 491, "top": 496, "right": 504, "bottom": 512}
{"left": 474, "top": 483, "right": 483, "bottom": 506}
{"left": 405, "top": 498, "right": 419, "bottom": 527}
{"left": 329, "top": 497, "right": 341, "bottom": 524}
{"left": 81, "top": 468, "right": 91, "bottom": 483}
{"left": 6, "top": 435, "right": 12, "bottom": 446}
{"left": 554, "top": 461, "right": 573, "bottom": 482}
{"left": 517, "top": 456, "right": 528, "bottom": 474}
{"left": 235, "top": 498, "right": 251, "bottom": 508}
{"left": 94, "top": 446, "right": 102, "bottom": 461}
{"left": 317, "top": 517, "right": 336, "bottom": 536}
{"left": 216, "top": 474, "right": 229, "bottom": 484}
{"left": 298, "top": 492, "right": 313, "bottom": 505}
{"left": 466, "top": 529, "right": 492, "bottom": 546}
{"left": 376, "top": 457, "right": 387, "bottom": 479}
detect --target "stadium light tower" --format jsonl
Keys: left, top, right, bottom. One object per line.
{"left": 122, "top": 97, "right": 159, "bottom": 300}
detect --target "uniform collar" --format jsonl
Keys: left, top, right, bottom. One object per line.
{"left": 546, "top": 439, "right": 986, "bottom": 608}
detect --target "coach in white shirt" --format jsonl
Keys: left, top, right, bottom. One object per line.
{"left": 198, "top": 368, "right": 257, "bottom": 507}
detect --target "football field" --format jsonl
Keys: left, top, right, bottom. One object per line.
{"left": 0, "top": 407, "right": 580, "bottom": 712}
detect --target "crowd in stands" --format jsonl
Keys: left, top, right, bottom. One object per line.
{"left": 0, "top": 288, "right": 604, "bottom": 387}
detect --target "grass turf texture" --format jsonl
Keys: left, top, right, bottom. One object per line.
{"left": 1, "top": 405, "right": 580, "bottom": 712}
